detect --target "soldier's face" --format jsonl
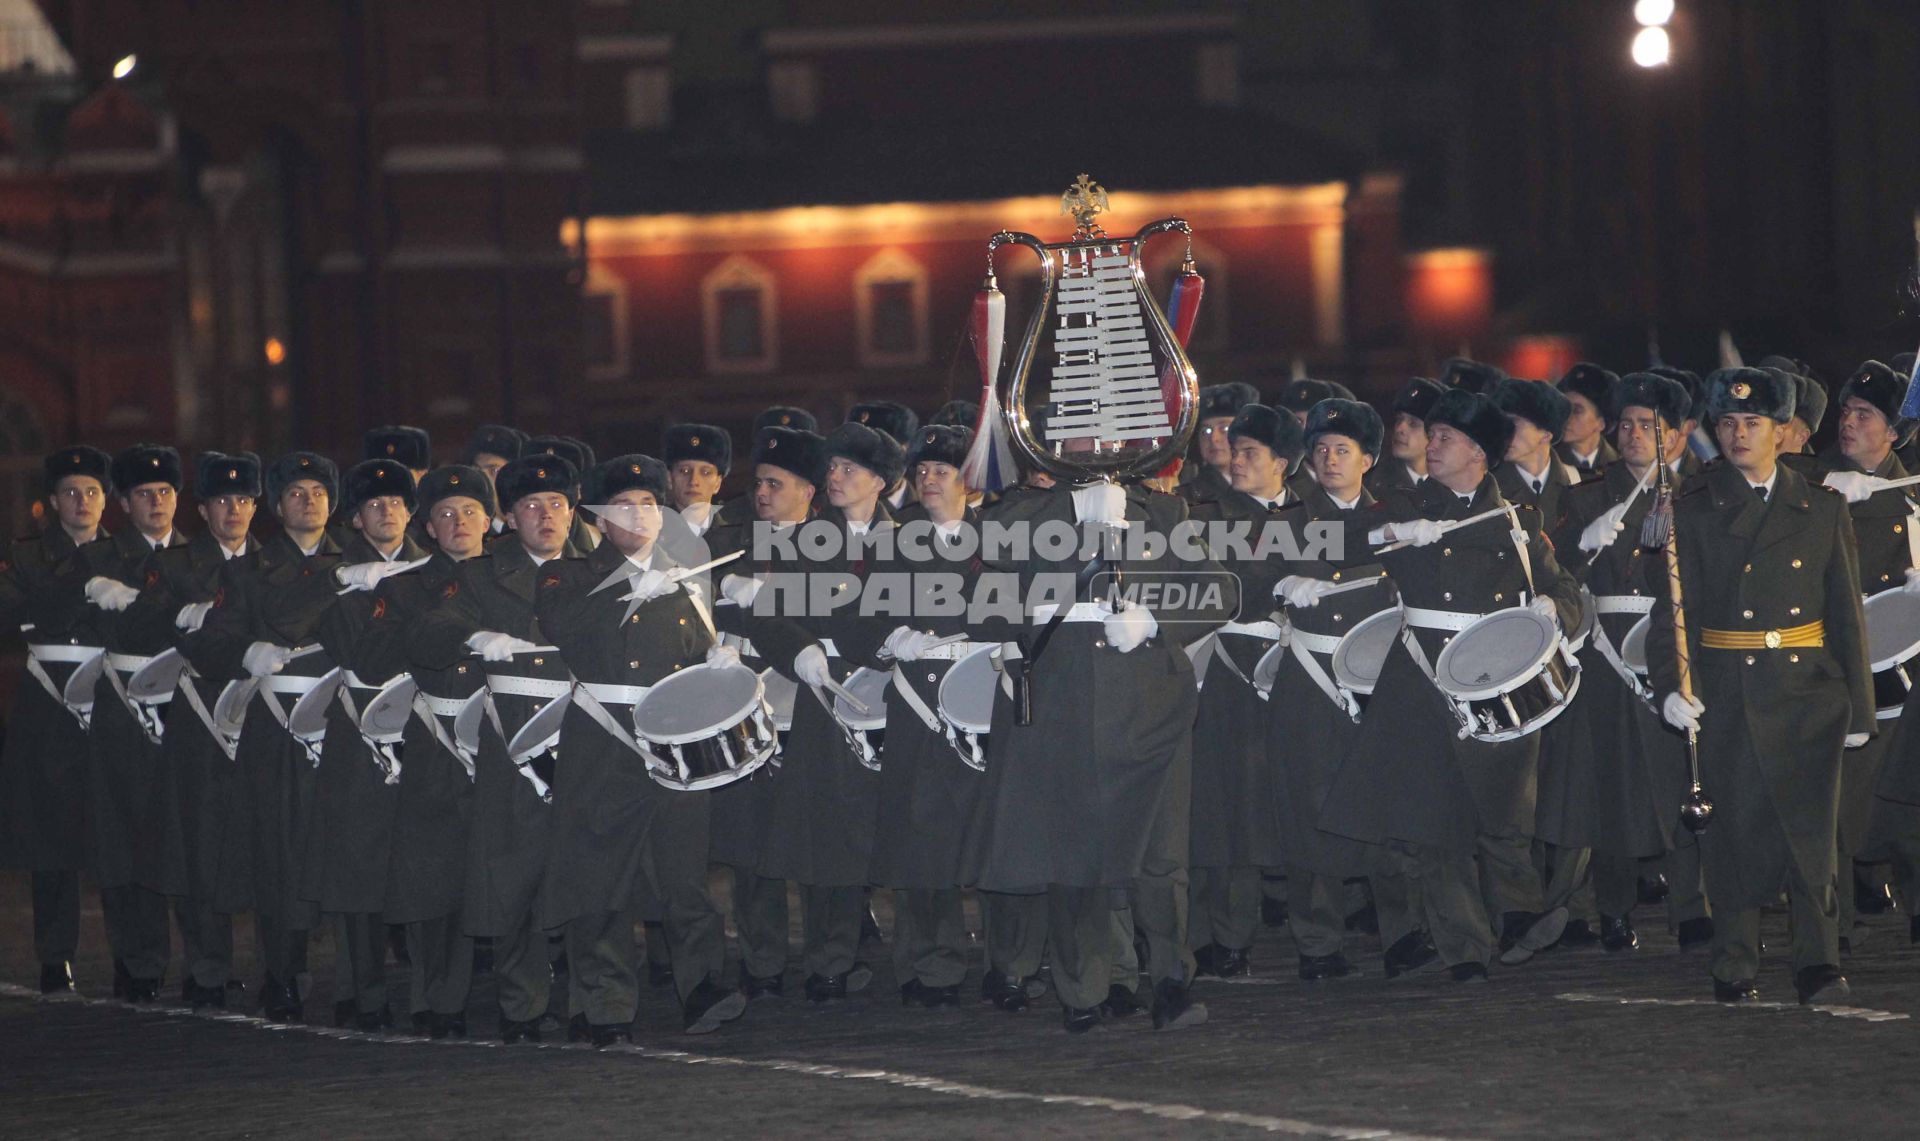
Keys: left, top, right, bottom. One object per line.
{"left": 753, "top": 464, "right": 813, "bottom": 523}
{"left": 1715, "top": 413, "right": 1784, "bottom": 475}
{"left": 120, "top": 481, "right": 177, "bottom": 539}
{"left": 425, "top": 495, "right": 487, "bottom": 560}
{"left": 1228, "top": 438, "right": 1286, "bottom": 496}
{"left": 50, "top": 475, "right": 105, "bottom": 533}
{"left": 1197, "top": 417, "right": 1233, "bottom": 468}
{"left": 1837, "top": 397, "right": 1895, "bottom": 468}
{"left": 198, "top": 494, "right": 256, "bottom": 546}
{"left": 1390, "top": 413, "right": 1427, "bottom": 462}
{"left": 669, "top": 460, "right": 722, "bottom": 510}
{"left": 353, "top": 495, "right": 411, "bottom": 546}
{"left": 596, "top": 489, "right": 662, "bottom": 556}
{"left": 1563, "top": 394, "right": 1604, "bottom": 449}
{"left": 277, "top": 480, "right": 330, "bottom": 534}
{"left": 473, "top": 453, "right": 509, "bottom": 490}
{"left": 1312, "top": 436, "right": 1373, "bottom": 498}
{"left": 1615, "top": 408, "right": 1662, "bottom": 468}
{"left": 1781, "top": 418, "right": 1813, "bottom": 453}
{"left": 825, "top": 458, "right": 884, "bottom": 511}
{"left": 1425, "top": 424, "right": 1486, "bottom": 489}
{"left": 508, "top": 492, "right": 572, "bottom": 558}
{"left": 1506, "top": 416, "right": 1552, "bottom": 463}
{"left": 913, "top": 461, "right": 966, "bottom": 520}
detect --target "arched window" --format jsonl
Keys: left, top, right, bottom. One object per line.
{"left": 702, "top": 255, "right": 778, "bottom": 374}
{"left": 853, "top": 248, "right": 928, "bottom": 368}
{"left": 581, "top": 264, "right": 630, "bottom": 380}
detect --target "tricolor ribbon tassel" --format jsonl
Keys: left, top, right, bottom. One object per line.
{"left": 962, "top": 274, "right": 1017, "bottom": 492}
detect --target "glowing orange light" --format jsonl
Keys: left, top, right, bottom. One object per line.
{"left": 263, "top": 337, "right": 287, "bottom": 365}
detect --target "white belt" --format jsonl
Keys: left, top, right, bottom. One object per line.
{"left": 343, "top": 670, "right": 388, "bottom": 690}
{"left": 28, "top": 643, "right": 100, "bottom": 664}
{"left": 106, "top": 652, "right": 154, "bottom": 673}
{"left": 486, "top": 674, "right": 573, "bottom": 700}
{"left": 576, "top": 680, "right": 652, "bottom": 707}
{"left": 1031, "top": 602, "right": 1108, "bottom": 624}
{"left": 819, "top": 638, "right": 841, "bottom": 658}
{"left": 1593, "top": 594, "right": 1655, "bottom": 616}
{"left": 1288, "top": 629, "right": 1347, "bottom": 656}
{"left": 1401, "top": 607, "right": 1480, "bottom": 632}
{"left": 260, "top": 673, "right": 328, "bottom": 696}
{"left": 917, "top": 639, "right": 985, "bottom": 662}
{"left": 421, "top": 694, "right": 475, "bottom": 719}
{"left": 1217, "top": 620, "right": 1283, "bottom": 641}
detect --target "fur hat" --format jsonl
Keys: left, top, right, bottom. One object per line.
{"left": 847, "top": 401, "right": 919, "bottom": 445}
{"left": 342, "top": 459, "right": 417, "bottom": 515}
{"left": 1557, "top": 363, "right": 1619, "bottom": 416}
{"left": 754, "top": 405, "right": 817, "bottom": 434}
{"left": 1704, "top": 367, "right": 1796, "bottom": 424}
{"left": 1226, "top": 403, "right": 1306, "bottom": 468}
{"left": 825, "top": 421, "right": 906, "bottom": 487}
{"left": 1647, "top": 365, "right": 1705, "bottom": 422}
{"left": 463, "top": 424, "right": 525, "bottom": 465}
{"left": 583, "top": 454, "right": 670, "bottom": 507}
{"left": 1199, "top": 382, "right": 1260, "bottom": 421}
{"left": 929, "top": 399, "right": 979, "bottom": 428}
{"left": 908, "top": 424, "right": 972, "bottom": 470}
{"left": 1391, "top": 377, "right": 1447, "bottom": 421}
{"left": 43, "top": 444, "right": 112, "bottom": 496}
{"left": 662, "top": 423, "right": 732, "bottom": 476}
{"left": 1612, "top": 373, "right": 1694, "bottom": 431}
{"left": 111, "top": 444, "right": 183, "bottom": 494}
{"left": 1788, "top": 371, "right": 1828, "bottom": 432}
{"left": 1426, "top": 388, "right": 1515, "bottom": 470}
{"left": 752, "top": 426, "right": 828, "bottom": 488}
{"left": 1303, "top": 398, "right": 1385, "bottom": 460}
{"left": 415, "top": 464, "right": 496, "bottom": 518}
{"left": 1276, "top": 378, "right": 1356, "bottom": 415}
{"left": 1493, "top": 378, "right": 1572, "bottom": 442}
{"left": 266, "top": 451, "right": 340, "bottom": 506}
{"left": 494, "top": 454, "right": 579, "bottom": 510}
{"left": 363, "top": 425, "right": 432, "bottom": 471}
{"left": 194, "top": 451, "right": 263, "bottom": 500}
{"left": 524, "top": 435, "right": 593, "bottom": 479}
{"left": 1837, "top": 361, "right": 1903, "bottom": 426}
{"left": 1439, "top": 357, "right": 1508, "bottom": 394}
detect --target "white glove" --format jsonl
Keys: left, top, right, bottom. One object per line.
{"left": 1845, "top": 732, "right": 1871, "bottom": 749}
{"left": 719, "top": 574, "right": 762, "bottom": 608}
{"left": 793, "top": 644, "right": 832, "bottom": 687}
{"left": 242, "top": 641, "right": 293, "bottom": 678}
{"left": 881, "top": 626, "right": 933, "bottom": 662}
{"left": 175, "top": 601, "right": 212, "bottom": 632}
{"left": 466, "top": 631, "right": 540, "bottom": 662}
{"left": 1070, "top": 482, "right": 1127, "bottom": 526}
{"left": 1529, "top": 596, "right": 1560, "bottom": 623}
{"left": 1904, "top": 567, "right": 1920, "bottom": 595}
{"left": 705, "top": 644, "right": 742, "bottom": 670}
{"left": 1389, "top": 519, "right": 1445, "bottom": 547}
{"left": 335, "top": 557, "right": 430, "bottom": 593}
{"left": 619, "top": 568, "right": 675, "bottom": 604}
{"left": 1823, "top": 471, "right": 1884, "bottom": 504}
{"left": 1662, "top": 691, "right": 1704, "bottom": 734}
{"left": 1275, "top": 575, "right": 1336, "bottom": 609}
{"left": 1577, "top": 503, "right": 1630, "bottom": 553}
{"left": 85, "top": 576, "right": 140, "bottom": 611}
{"left": 1104, "top": 605, "right": 1158, "bottom": 653}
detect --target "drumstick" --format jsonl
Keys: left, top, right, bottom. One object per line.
{"left": 1375, "top": 508, "right": 1510, "bottom": 552}
{"left": 666, "top": 549, "right": 745, "bottom": 581}
{"left": 878, "top": 632, "right": 970, "bottom": 662}
{"left": 1318, "top": 574, "right": 1387, "bottom": 597}
{"left": 820, "top": 677, "right": 869, "bottom": 714}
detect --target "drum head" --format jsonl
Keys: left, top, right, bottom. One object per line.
{"left": 760, "top": 668, "right": 798, "bottom": 732}
{"left": 62, "top": 650, "right": 105, "bottom": 708}
{"left": 835, "top": 667, "right": 891, "bottom": 731}
{"left": 1433, "top": 607, "right": 1561, "bottom": 701}
{"left": 287, "top": 669, "right": 346, "bottom": 739}
{"left": 506, "top": 688, "right": 572, "bottom": 758}
{"left": 1620, "top": 615, "right": 1651, "bottom": 675}
{"left": 1252, "top": 640, "right": 1285, "bottom": 697}
{"left": 1331, "top": 609, "right": 1402, "bottom": 695}
{"left": 1864, "top": 587, "right": 1920, "bottom": 671}
{"left": 360, "top": 674, "right": 419, "bottom": 739}
{"left": 452, "top": 691, "right": 486, "bottom": 754}
{"left": 213, "top": 679, "right": 256, "bottom": 736}
{"left": 634, "top": 663, "right": 763, "bottom": 746}
{"left": 937, "top": 646, "right": 999, "bottom": 734}
{"left": 127, "top": 647, "right": 190, "bottom": 701}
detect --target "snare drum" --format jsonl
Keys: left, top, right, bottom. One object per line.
{"left": 359, "top": 674, "right": 419, "bottom": 741}
{"left": 1864, "top": 587, "right": 1920, "bottom": 719}
{"left": 935, "top": 646, "right": 997, "bottom": 772}
{"left": 1566, "top": 587, "right": 1596, "bottom": 656}
{"left": 127, "top": 647, "right": 191, "bottom": 703}
{"left": 62, "top": 649, "right": 105, "bottom": 717}
{"left": 1252, "top": 641, "right": 1284, "bottom": 699}
{"left": 632, "top": 662, "right": 777, "bottom": 791}
{"left": 832, "top": 667, "right": 891, "bottom": 772}
{"left": 483, "top": 647, "right": 574, "bottom": 764}
{"left": 212, "top": 679, "right": 255, "bottom": 745}
{"left": 760, "top": 668, "right": 799, "bottom": 733}
{"left": 1619, "top": 615, "right": 1651, "bottom": 687}
{"left": 1431, "top": 607, "right": 1581, "bottom": 742}
{"left": 1332, "top": 608, "right": 1404, "bottom": 701}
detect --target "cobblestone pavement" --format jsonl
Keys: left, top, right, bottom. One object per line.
{"left": 4, "top": 873, "right": 1919, "bottom": 1139}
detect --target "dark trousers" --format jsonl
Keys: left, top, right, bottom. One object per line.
{"left": 566, "top": 908, "right": 637, "bottom": 1026}
{"left": 799, "top": 884, "right": 864, "bottom": 979}
{"left": 173, "top": 895, "right": 233, "bottom": 988}
{"left": 1399, "top": 842, "right": 1496, "bottom": 968}
{"left": 981, "top": 889, "right": 1047, "bottom": 981}
{"left": 1285, "top": 869, "right": 1347, "bottom": 959}
{"left": 729, "top": 870, "right": 789, "bottom": 980}
{"left": 31, "top": 870, "right": 79, "bottom": 966}
{"left": 101, "top": 882, "right": 170, "bottom": 981}
{"left": 1188, "top": 865, "right": 1260, "bottom": 952}
{"left": 492, "top": 913, "right": 551, "bottom": 1024}
{"left": 405, "top": 914, "right": 474, "bottom": 1017}
{"left": 891, "top": 887, "right": 968, "bottom": 988}
{"left": 332, "top": 912, "right": 389, "bottom": 1015}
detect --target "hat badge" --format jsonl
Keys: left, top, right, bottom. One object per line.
{"left": 689, "top": 435, "right": 700, "bottom": 446}
{"left": 779, "top": 414, "right": 791, "bottom": 425}
{"left": 536, "top": 467, "right": 548, "bottom": 478}
{"left": 630, "top": 463, "right": 641, "bottom": 474}
{"left": 449, "top": 474, "right": 461, "bottom": 485}
{"left": 858, "top": 412, "right": 870, "bottom": 423}
{"left": 1730, "top": 381, "right": 1752, "bottom": 400}
{"left": 227, "top": 469, "right": 237, "bottom": 479}
{"left": 385, "top": 443, "right": 396, "bottom": 455}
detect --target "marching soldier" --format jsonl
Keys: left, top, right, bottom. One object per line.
{"left": 1555, "top": 364, "right": 1621, "bottom": 476}
{"left": 462, "top": 424, "right": 525, "bottom": 533}
{"left": 1, "top": 445, "right": 112, "bottom": 995}
{"left": 525, "top": 436, "right": 600, "bottom": 552}
{"left": 847, "top": 401, "right": 919, "bottom": 511}
{"left": 124, "top": 451, "right": 262, "bottom": 1006}
{"left": 1492, "top": 378, "right": 1580, "bottom": 522}
{"left": 1649, "top": 367, "right": 1871, "bottom": 1005}
{"left": 1323, "top": 388, "right": 1585, "bottom": 981}
{"left": 662, "top": 423, "right": 731, "bottom": 539}
{"left": 188, "top": 451, "right": 345, "bottom": 1021}
{"left": 1179, "top": 382, "right": 1258, "bottom": 508}
{"left": 1366, "top": 378, "right": 1443, "bottom": 497}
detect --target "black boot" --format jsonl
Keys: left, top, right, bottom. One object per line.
{"left": 683, "top": 977, "right": 747, "bottom": 1034}
{"left": 39, "top": 961, "right": 74, "bottom": 995}
{"left": 980, "top": 970, "right": 1029, "bottom": 1012}
{"left": 1599, "top": 914, "right": 1638, "bottom": 952}
{"left": 1150, "top": 978, "right": 1208, "bottom": 1031}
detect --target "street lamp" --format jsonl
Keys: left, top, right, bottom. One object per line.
{"left": 1631, "top": 26, "right": 1671, "bottom": 68}
{"left": 1633, "top": 0, "right": 1675, "bottom": 26}
{"left": 111, "top": 54, "right": 137, "bottom": 80}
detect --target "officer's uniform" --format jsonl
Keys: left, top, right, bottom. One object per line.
{"left": 1556, "top": 437, "right": 1619, "bottom": 478}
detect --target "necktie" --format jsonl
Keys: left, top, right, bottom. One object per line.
{"left": 1754, "top": 485, "right": 1767, "bottom": 501}
{"left": 1531, "top": 479, "right": 1543, "bottom": 495}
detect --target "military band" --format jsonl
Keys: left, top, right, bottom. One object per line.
{"left": 6, "top": 351, "right": 1916, "bottom": 1040}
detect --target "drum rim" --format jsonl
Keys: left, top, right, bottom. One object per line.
{"left": 633, "top": 662, "right": 767, "bottom": 746}
{"left": 1863, "top": 586, "right": 1920, "bottom": 671}
{"left": 834, "top": 666, "right": 891, "bottom": 731}
{"left": 505, "top": 688, "right": 572, "bottom": 756}
{"left": 935, "top": 645, "right": 998, "bottom": 734}
{"left": 213, "top": 678, "right": 256, "bottom": 733}
{"left": 125, "top": 646, "right": 188, "bottom": 700}
{"left": 360, "top": 673, "right": 419, "bottom": 738}
{"left": 1619, "top": 613, "right": 1652, "bottom": 673}
{"left": 648, "top": 741, "right": 774, "bottom": 791}
{"left": 758, "top": 666, "right": 799, "bottom": 730}
{"left": 61, "top": 649, "right": 106, "bottom": 706}
{"left": 1432, "top": 606, "right": 1562, "bottom": 701}
{"left": 1462, "top": 666, "right": 1582, "bottom": 741}
{"left": 1331, "top": 607, "right": 1404, "bottom": 694}
{"left": 286, "top": 667, "right": 346, "bottom": 738}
